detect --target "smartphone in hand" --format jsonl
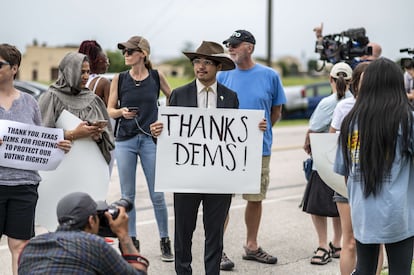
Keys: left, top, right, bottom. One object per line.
{"left": 88, "top": 120, "right": 108, "bottom": 128}
{"left": 128, "top": 107, "right": 140, "bottom": 116}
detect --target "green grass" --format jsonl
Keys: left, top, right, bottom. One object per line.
{"left": 166, "top": 76, "right": 193, "bottom": 89}
{"left": 276, "top": 119, "right": 308, "bottom": 127}
{"left": 166, "top": 76, "right": 327, "bottom": 90}
{"left": 165, "top": 76, "right": 321, "bottom": 123}
{"left": 281, "top": 76, "right": 327, "bottom": 86}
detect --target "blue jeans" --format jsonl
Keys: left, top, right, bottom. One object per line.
{"left": 115, "top": 134, "right": 169, "bottom": 238}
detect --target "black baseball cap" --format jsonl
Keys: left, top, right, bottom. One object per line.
{"left": 223, "top": 30, "right": 256, "bottom": 46}
{"left": 57, "top": 192, "right": 106, "bottom": 228}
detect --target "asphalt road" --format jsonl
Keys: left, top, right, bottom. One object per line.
{"left": 0, "top": 125, "right": 346, "bottom": 275}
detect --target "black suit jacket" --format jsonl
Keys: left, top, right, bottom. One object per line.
{"left": 169, "top": 80, "right": 239, "bottom": 109}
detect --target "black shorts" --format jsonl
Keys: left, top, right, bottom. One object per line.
{"left": 0, "top": 184, "right": 38, "bottom": 240}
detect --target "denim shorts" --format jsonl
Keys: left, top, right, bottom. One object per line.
{"left": 333, "top": 191, "right": 348, "bottom": 203}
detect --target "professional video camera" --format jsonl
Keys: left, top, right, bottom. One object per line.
{"left": 315, "top": 27, "right": 372, "bottom": 65}
{"left": 400, "top": 48, "right": 414, "bottom": 68}
{"left": 96, "top": 198, "right": 133, "bottom": 237}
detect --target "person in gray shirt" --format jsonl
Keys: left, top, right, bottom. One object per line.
{"left": 0, "top": 43, "right": 71, "bottom": 275}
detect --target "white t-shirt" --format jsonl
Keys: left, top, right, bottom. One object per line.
{"left": 330, "top": 97, "right": 356, "bottom": 131}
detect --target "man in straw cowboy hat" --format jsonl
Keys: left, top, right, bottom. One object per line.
{"left": 150, "top": 40, "right": 267, "bottom": 274}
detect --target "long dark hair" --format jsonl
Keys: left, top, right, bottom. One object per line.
{"left": 350, "top": 62, "right": 370, "bottom": 97}
{"left": 340, "top": 58, "right": 414, "bottom": 197}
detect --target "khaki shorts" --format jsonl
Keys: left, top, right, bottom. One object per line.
{"left": 243, "top": 156, "right": 270, "bottom": 202}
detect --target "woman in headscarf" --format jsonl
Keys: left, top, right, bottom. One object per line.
{"left": 38, "top": 52, "right": 114, "bottom": 163}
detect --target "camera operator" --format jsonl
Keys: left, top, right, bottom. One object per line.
{"left": 360, "top": 42, "right": 382, "bottom": 61}
{"left": 403, "top": 59, "right": 414, "bottom": 101}
{"left": 313, "top": 23, "right": 381, "bottom": 68}
{"left": 18, "top": 192, "right": 149, "bottom": 274}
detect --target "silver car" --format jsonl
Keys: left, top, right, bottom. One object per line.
{"left": 14, "top": 80, "right": 48, "bottom": 100}
{"left": 283, "top": 81, "right": 332, "bottom": 119}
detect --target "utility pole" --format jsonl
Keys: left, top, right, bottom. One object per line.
{"left": 266, "top": 0, "right": 272, "bottom": 67}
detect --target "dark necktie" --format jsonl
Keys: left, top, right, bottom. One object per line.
{"left": 205, "top": 87, "right": 210, "bottom": 108}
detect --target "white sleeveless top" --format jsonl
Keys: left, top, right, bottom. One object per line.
{"left": 86, "top": 74, "right": 103, "bottom": 92}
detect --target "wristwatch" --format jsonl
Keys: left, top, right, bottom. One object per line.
{"left": 122, "top": 254, "right": 150, "bottom": 267}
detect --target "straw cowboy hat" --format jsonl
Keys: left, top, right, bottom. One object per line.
{"left": 183, "top": 41, "right": 235, "bottom": 71}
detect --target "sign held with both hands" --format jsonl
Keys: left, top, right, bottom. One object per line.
{"left": 155, "top": 106, "right": 264, "bottom": 194}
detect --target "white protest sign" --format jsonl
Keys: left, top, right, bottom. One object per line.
{"left": 309, "top": 133, "right": 348, "bottom": 198}
{"left": 36, "top": 110, "right": 110, "bottom": 231}
{"left": 155, "top": 106, "right": 264, "bottom": 194}
{"left": 0, "top": 120, "right": 64, "bottom": 170}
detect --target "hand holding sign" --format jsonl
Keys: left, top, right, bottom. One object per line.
{"left": 154, "top": 106, "right": 264, "bottom": 194}
{"left": 0, "top": 120, "right": 65, "bottom": 170}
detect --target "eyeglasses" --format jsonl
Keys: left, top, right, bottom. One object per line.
{"left": 192, "top": 58, "right": 215, "bottom": 66}
{"left": 122, "top": 48, "right": 141, "bottom": 56}
{"left": 0, "top": 61, "right": 10, "bottom": 69}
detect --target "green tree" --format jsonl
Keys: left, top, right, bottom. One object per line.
{"left": 277, "top": 61, "right": 288, "bottom": 76}
{"left": 307, "top": 59, "right": 318, "bottom": 72}
{"left": 106, "top": 50, "right": 129, "bottom": 73}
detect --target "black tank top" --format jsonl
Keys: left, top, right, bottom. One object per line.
{"left": 116, "top": 70, "right": 160, "bottom": 141}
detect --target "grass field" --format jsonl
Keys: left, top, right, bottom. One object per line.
{"left": 165, "top": 75, "right": 328, "bottom": 90}
{"left": 164, "top": 75, "right": 323, "bottom": 122}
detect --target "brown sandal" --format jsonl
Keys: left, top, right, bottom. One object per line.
{"left": 310, "top": 247, "right": 331, "bottom": 265}
{"left": 242, "top": 246, "right": 277, "bottom": 264}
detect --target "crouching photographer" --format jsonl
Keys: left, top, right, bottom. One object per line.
{"left": 18, "top": 192, "right": 149, "bottom": 274}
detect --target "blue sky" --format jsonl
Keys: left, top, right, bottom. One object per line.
{"left": 3, "top": 0, "right": 413, "bottom": 63}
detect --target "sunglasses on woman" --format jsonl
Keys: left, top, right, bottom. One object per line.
{"left": 122, "top": 48, "right": 141, "bottom": 56}
{"left": 0, "top": 61, "right": 10, "bottom": 69}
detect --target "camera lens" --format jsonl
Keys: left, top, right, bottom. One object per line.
{"left": 112, "top": 198, "right": 133, "bottom": 212}
{"left": 109, "top": 198, "right": 133, "bottom": 219}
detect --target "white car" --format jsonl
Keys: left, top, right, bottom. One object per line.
{"left": 283, "top": 85, "right": 308, "bottom": 114}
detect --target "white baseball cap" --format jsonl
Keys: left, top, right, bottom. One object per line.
{"left": 330, "top": 62, "right": 352, "bottom": 80}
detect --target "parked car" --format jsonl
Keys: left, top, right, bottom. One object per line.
{"left": 14, "top": 80, "right": 48, "bottom": 100}
{"left": 282, "top": 81, "right": 332, "bottom": 119}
